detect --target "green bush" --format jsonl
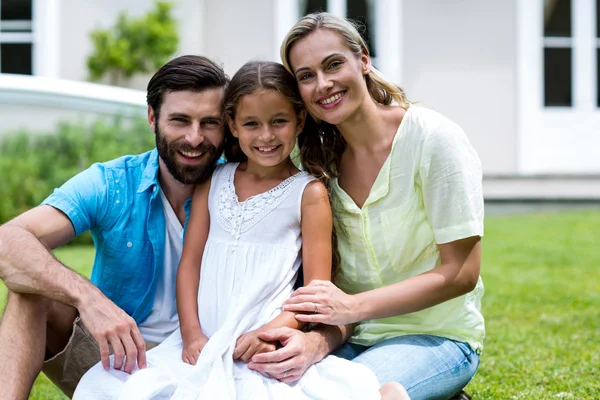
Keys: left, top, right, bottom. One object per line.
{"left": 87, "top": 1, "right": 179, "bottom": 85}
{"left": 0, "top": 118, "right": 155, "bottom": 243}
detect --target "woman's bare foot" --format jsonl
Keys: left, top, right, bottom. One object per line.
{"left": 380, "top": 382, "right": 410, "bottom": 400}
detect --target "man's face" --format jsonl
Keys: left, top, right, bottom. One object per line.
{"left": 149, "top": 89, "right": 225, "bottom": 184}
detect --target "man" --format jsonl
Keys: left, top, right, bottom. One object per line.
{"left": 0, "top": 55, "right": 228, "bottom": 399}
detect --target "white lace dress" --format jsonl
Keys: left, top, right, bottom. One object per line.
{"left": 73, "top": 163, "right": 381, "bottom": 400}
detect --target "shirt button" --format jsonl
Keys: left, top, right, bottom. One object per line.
{"left": 116, "top": 190, "right": 120, "bottom": 194}
{"left": 153, "top": 186, "right": 157, "bottom": 192}
{"left": 127, "top": 242, "right": 133, "bottom": 248}
{"left": 115, "top": 180, "right": 119, "bottom": 183}
{"left": 116, "top": 200, "right": 120, "bottom": 204}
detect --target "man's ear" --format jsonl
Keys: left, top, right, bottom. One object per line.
{"left": 296, "top": 110, "right": 307, "bottom": 135}
{"left": 227, "top": 116, "right": 239, "bottom": 138}
{"left": 148, "top": 105, "right": 157, "bottom": 132}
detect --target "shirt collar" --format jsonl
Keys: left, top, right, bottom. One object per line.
{"left": 137, "top": 148, "right": 161, "bottom": 194}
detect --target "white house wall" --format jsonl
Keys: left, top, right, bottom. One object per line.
{"left": 204, "top": 0, "right": 276, "bottom": 76}
{"left": 402, "top": 0, "right": 518, "bottom": 175}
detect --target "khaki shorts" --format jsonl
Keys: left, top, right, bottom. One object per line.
{"left": 42, "top": 317, "right": 157, "bottom": 399}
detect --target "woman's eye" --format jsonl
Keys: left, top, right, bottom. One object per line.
{"left": 328, "top": 61, "right": 342, "bottom": 70}
{"left": 299, "top": 72, "right": 312, "bottom": 81}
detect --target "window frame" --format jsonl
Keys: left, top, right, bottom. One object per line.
{"left": 0, "top": 0, "right": 34, "bottom": 74}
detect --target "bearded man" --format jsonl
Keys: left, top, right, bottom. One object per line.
{"left": 0, "top": 55, "right": 228, "bottom": 399}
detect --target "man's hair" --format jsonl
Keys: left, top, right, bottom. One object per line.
{"left": 146, "top": 55, "right": 229, "bottom": 119}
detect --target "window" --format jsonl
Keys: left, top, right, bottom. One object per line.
{"left": 543, "top": 0, "right": 572, "bottom": 107}
{"left": 597, "top": 0, "right": 600, "bottom": 106}
{"left": 300, "top": 0, "right": 377, "bottom": 60}
{"left": 0, "top": 0, "right": 33, "bottom": 75}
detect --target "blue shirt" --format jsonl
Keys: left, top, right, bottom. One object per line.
{"left": 42, "top": 149, "right": 192, "bottom": 324}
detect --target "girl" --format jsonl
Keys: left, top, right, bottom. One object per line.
{"left": 74, "top": 61, "right": 406, "bottom": 399}
{"left": 269, "top": 12, "right": 485, "bottom": 400}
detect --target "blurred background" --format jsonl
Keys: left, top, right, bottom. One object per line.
{"left": 0, "top": 1, "right": 598, "bottom": 399}
{"left": 2, "top": 0, "right": 600, "bottom": 207}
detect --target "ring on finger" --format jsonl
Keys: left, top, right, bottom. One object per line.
{"left": 283, "top": 371, "right": 287, "bottom": 379}
{"left": 313, "top": 302, "right": 318, "bottom": 314}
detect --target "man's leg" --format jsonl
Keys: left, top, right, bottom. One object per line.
{"left": 0, "top": 291, "right": 77, "bottom": 400}
{"left": 350, "top": 335, "right": 480, "bottom": 400}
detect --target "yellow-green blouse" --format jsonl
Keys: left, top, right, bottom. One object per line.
{"left": 333, "top": 106, "right": 485, "bottom": 352}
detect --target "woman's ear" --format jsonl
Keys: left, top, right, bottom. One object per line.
{"left": 227, "top": 116, "right": 239, "bottom": 138}
{"left": 360, "top": 51, "right": 371, "bottom": 76}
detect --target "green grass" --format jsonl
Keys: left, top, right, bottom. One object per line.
{"left": 1, "top": 210, "right": 599, "bottom": 399}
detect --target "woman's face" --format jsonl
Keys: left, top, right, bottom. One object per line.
{"left": 288, "top": 29, "right": 371, "bottom": 126}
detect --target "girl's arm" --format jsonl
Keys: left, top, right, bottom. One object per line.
{"left": 233, "top": 180, "right": 332, "bottom": 361}
{"left": 176, "top": 179, "right": 211, "bottom": 364}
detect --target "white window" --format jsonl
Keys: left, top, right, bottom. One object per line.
{"left": 543, "top": 0, "right": 572, "bottom": 106}
{"left": 542, "top": 0, "right": 599, "bottom": 109}
{"left": 596, "top": 0, "right": 600, "bottom": 107}
{"left": 300, "top": 0, "right": 378, "bottom": 63}
{"left": 0, "top": 0, "right": 33, "bottom": 75}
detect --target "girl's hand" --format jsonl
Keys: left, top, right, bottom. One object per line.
{"left": 283, "top": 280, "right": 359, "bottom": 326}
{"left": 182, "top": 332, "right": 209, "bottom": 365}
{"left": 233, "top": 329, "right": 277, "bottom": 362}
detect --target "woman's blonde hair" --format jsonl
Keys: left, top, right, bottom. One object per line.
{"left": 280, "top": 12, "right": 409, "bottom": 107}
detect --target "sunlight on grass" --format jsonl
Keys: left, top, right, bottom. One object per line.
{"left": 0, "top": 210, "right": 598, "bottom": 399}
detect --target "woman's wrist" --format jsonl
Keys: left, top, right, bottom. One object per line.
{"left": 352, "top": 292, "right": 369, "bottom": 323}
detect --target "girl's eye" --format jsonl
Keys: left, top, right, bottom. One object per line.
{"left": 273, "top": 119, "right": 288, "bottom": 124}
{"left": 243, "top": 121, "right": 258, "bottom": 127}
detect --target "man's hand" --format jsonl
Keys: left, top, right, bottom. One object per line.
{"left": 247, "top": 327, "right": 320, "bottom": 383}
{"left": 78, "top": 289, "right": 146, "bottom": 374}
{"left": 233, "top": 329, "right": 276, "bottom": 362}
{"left": 182, "top": 332, "right": 209, "bottom": 365}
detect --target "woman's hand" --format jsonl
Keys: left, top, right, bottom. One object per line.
{"left": 283, "top": 280, "right": 360, "bottom": 326}
{"left": 181, "top": 332, "right": 209, "bottom": 365}
{"left": 233, "top": 329, "right": 277, "bottom": 362}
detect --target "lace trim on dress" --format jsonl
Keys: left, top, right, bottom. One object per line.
{"left": 216, "top": 163, "right": 308, "bottom": 245}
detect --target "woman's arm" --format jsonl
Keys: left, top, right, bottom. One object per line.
{"left": 284, "top": 235, "right": 480, "bottom": 325}
{"left": 233, "top": 180, "right": 333, "bottom": 360}
{"left": 176, "top": 180, "right": 211, "bottom": 364}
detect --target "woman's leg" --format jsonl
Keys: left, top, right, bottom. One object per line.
{"left": 350, "top": 335, "right": 480, "bottom": 400}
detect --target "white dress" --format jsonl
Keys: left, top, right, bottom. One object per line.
{"left": 74, "top": 163, "right": 381, "bottom": 400}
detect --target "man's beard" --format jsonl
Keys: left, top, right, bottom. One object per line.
{"left": 155, "top": 126, "right": 223, "bottom": 185}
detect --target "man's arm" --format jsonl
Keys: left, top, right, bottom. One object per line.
{"left": 0, "top": 205, "right": 146, "bottom": 372}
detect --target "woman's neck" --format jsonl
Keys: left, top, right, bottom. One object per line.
{"left": 337, "top": 100, "right": 405, "bottom": 153}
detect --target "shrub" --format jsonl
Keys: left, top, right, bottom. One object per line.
{"left": 87, "top": 1, "right": 179, "bottom": 86}
{"left": 0, "top": 118, "right": 155, "bottom": 243}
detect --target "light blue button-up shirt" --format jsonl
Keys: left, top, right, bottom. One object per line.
{"left": 43, "top": 149, "right": 193, "bottom": 324}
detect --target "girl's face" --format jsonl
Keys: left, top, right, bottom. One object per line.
{"left": 229, "top": 89, "right": 305, "bottom": 169}
{"left": 288, "top": 29, "right": 371, "bottom": 126}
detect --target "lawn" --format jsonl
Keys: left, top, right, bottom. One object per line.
{"left": 1, "top": 210, "right": 599, "bottom": 399}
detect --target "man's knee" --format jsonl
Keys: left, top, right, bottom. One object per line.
{"left": 2, "top": 291, "right": 51, "bottom": 322}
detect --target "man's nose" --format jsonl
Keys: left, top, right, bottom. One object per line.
{"left": 186, "top": 124, "right": 205, "bottom": 147}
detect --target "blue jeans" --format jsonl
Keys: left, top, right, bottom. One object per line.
{"left": 334, "top": 334, "right": 480, "bottom": 400}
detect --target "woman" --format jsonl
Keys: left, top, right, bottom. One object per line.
{"left": 278, "top": 12, "right": 485, "bottom": 400}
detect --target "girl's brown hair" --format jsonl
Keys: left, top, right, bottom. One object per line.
{"left": 222, "top": 60, "right": 340, "bottom": 276}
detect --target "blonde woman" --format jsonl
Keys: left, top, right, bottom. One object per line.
{"left": 249, "top": 12, "right": 484, "bottom": 400}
